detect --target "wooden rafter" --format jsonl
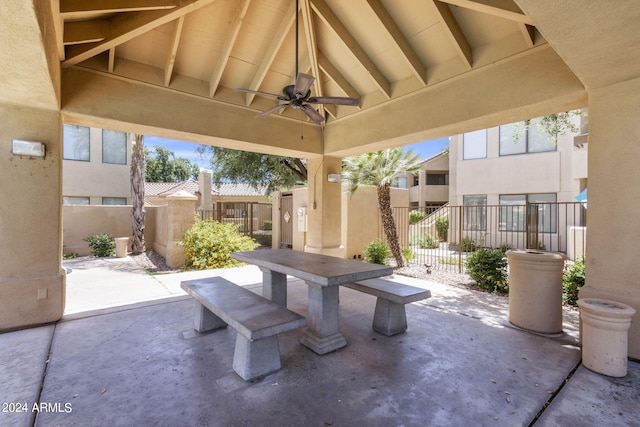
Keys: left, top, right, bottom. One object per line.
{"left": 519, "top": 23, "right": 535, "bottom": 47}
{"left": 432, "top": 0, "right": 473, "bottom": 70}
{"left": 437, "top": 0, "right": 534, "bottom": 26}
{"left": 60, "top": 0, "right": 178, "bottom": 19}
{"left": 300, "top": 0, "right": 330, "bottom": 119}
{"left": 63, "top": 20, "right": 109, "bottom": 45}
{"left": 317, "top": 53, "right": 360, "bottom": 104}
{"left": 61, "top": 0, "right": 216, "bottom": 68}
{"left": 309, "top": 0, "right": 391, "bottom": 99}
{"left": 164, "top": 17, "right": 184, "bottom": 87}
{"left": 244, "top": 0, "right": 297, "bottom": 106}
{"left": 366, "top": 0, "right": 427, "bottom": 87}
{"left": 209, "top": 0, "right": 251, "bottom": 97}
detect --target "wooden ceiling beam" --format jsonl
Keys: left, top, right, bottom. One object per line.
{"left": 60, "top": 0, "right": 178, "bottom": 20}
{"left": 63, "top": 20, "right": 109, "bottom": 45}
{"left": 62, "top": 0, "right": 216, "bottom": 68}
{"left": 432, "top": 1, "right": 473, "bottom": 70}
{"left": 244, "top": 0, "right": 297, "bottom": 106}
{"left": 310, "top": 0, "right": 391, "bottom": 99}
{"left": 366, "top": 0, "right": 427, "bottom": 87}
{"left": 164, "top": 17, "right": 184, "bottom": 86}
{"left": 438, "top": 0, "right": 534, "bottom": 25}
{"left": 209, "top": 0, "right": 251, "bottom": 97}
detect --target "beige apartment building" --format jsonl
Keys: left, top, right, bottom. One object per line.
{"left": 62, "top": 125, "right": 132, "bottom": 206}
{"left": 449, "top": 114, "right": 587, "bottom": 207}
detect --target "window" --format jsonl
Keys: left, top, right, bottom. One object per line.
{"left": 102, "top": 197, "right": 127, "bottom": 205}
{"left": 499, "top": 195, "right": 526, "bottom": 231}
{"left": 63, "top": 196, "right": 90, "bottom": 206}
{"left": 426, "top": 173, "right": 448, "bottom": 185}
{"left": 392, "top": 177, "right": 407, "bottom": 188}
{"left": 499, "top": 118, "right": 556, "bottom": 156}
{"left": 463, "top": 195, "right": 486, "bottom": 231}
{"left": 499, "top": 194, "right": 557, "bottom": 233}
{"left": 499, "top": 122, "right": 526, "bottom": 156}
{"left": 463, "top": 129, "right": 487, "bottom": 160}
{"left": 102, "top": 130, "right": 127, "bottom": 164}
{"left": 63, "top": 125, "right": 90, "bottom": 161}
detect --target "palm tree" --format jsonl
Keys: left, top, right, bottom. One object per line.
{"left": 342, "top": 148, "right": 422, "bottom": 267}
{"left": 130, "top": 134, "right": 146, "bottom": 254}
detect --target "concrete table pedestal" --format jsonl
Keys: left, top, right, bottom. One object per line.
{"left": 506, "top": 250, "right": 566, "bottom": 334}
{"left": 577, "top": 298, "right": 636, "bottom": 377}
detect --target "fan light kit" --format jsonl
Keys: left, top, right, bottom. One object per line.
{"left": 235, "top": 0, "right": 359, "bottom": 123}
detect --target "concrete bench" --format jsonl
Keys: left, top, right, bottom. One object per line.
{"left": 181, "top": 277, "right": 307, "bottom": 381}
{"left": 343, "top": 275, "right": 431, "bottom": 336}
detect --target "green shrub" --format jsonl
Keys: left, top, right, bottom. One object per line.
{"left": 457, "top": 237, "right": 478, "bottom": 252}
{"left": 409, "top": 210, "right": 426, "bottom": 225}
{"left": 84, "top": 234, "right": 115, "bottom": 257}
{"left": 465, "top": 248, "right": 509, "bottom": 294}
{"left": 262, "top": 220, "right": 273, "bottom": 231}
{"left": 417, "top": 233, "right": 439, "bottom": 249}
{"left": 364, "top": 240, "right": 391, "bottom": 265}
{"left": 402, "top": 247, "right": 415, "bottom": 263}
{"left": 181, "top": 220, "right": 259, "bottom": 270}
{"left": 435, "top": 216, "right": 449, "bottom": 241}
{"left": 253, "top": 232, "right": 272, "bottom": 247}
{"left": 499, "top": 243, "right": 513, "bottom": 253}
{"left": 563, "top": 256, "right": 585, "bottom": 306}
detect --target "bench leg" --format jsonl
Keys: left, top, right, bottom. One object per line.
{"left": 232, "top": 335, "right": 281, "bottom": 381}
{"left": 193, "top": 301, "right": 227, "bottom": 332}
{"left": 372, "top": 298, "right": 408, "bottom": 336}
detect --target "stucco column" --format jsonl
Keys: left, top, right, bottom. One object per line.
{"left": 165, "top": 190, "right": 197, "bottom": 268}
{"left": 198, "top": 170, "right": 213, "bottom": 211}
{"left": 0, "top": 104, "right": 65, "bottom": 330}
{"left": 304, "top": 155, "right": 344, "bottom": 257}
{"left": 578, "top": 77, "right": 640, "bottom": 359}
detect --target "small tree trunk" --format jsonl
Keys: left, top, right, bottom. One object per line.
{"left": 377, "top": 183, "right": 404, "bottom": 267}
{"left": 131, "top": 134, "right": 146, "bottom": 254}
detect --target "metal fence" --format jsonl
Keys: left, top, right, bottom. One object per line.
{"left": 197, "top": 202, "right": 273, "bottom": 247}
{"left": 380, "top": 203, "right": 586, "bottom": 273}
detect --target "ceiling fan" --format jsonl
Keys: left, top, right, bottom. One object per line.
{"left": 235, "top": 0, "right": 359, "bottom": 124}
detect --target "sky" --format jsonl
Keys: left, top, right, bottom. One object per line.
{"left": 143, "top": 135, "right": 449, "bottom": 170}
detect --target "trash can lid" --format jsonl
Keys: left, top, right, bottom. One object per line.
{"left": 578, "top": 298, "right": 636, "bottom": 316}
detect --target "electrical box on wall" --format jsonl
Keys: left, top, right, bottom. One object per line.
{"left": 297, "top": 207, "right": 307, "bottom": 232}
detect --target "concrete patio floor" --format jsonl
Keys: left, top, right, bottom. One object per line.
{"left": 1, "top": 256, "right": 638, "bottom": 426}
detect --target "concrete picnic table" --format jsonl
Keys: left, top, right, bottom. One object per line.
{"left": 231, "top": 249, "right": 393, "bottom": 355}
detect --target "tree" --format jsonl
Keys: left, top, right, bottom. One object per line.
{"left": 145, "top": 146, "right": 200, "bottom": 182}
{"left": 513, "top": 109, "right": 586, "bottom": 143}
{"left": 130, "top": 134, "right": 146, "bottom": 254}
{"left": 197, "top": 146, "right": 307, "bottom": 193}
{"left": 342, "top": 148, "right": 422, "bottom": 267}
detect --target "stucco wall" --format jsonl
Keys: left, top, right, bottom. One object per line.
{"left": 0, "top": 103, "right": 64, "bottom": 330}
{"left": 63, "top": 205, "right": 158, "bottom": 256}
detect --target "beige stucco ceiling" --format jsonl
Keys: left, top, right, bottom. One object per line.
{"left": 4, "top": 1, "right": 640, "bottom": 157}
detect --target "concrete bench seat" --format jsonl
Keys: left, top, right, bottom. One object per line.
{"left": 181, "top": 277, "right": 306, "bottom": 381}
{"left": 343, "top": 275, "right": 431, "bottom": 336}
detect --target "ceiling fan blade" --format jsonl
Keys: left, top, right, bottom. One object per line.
{"left": 300, "top": 104, "right": 325, "bottom": 123}
{"left": 256, "top": 103, "right": 289, "bottom": 118}
{"left": 293, "top": 73, "right": 315, "bottom": 99}
{"left": 234, "top": 88, "right": 283, "bottom": 100}
{"left": 307, "top": 96, "right": 360, "bottom": 106}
